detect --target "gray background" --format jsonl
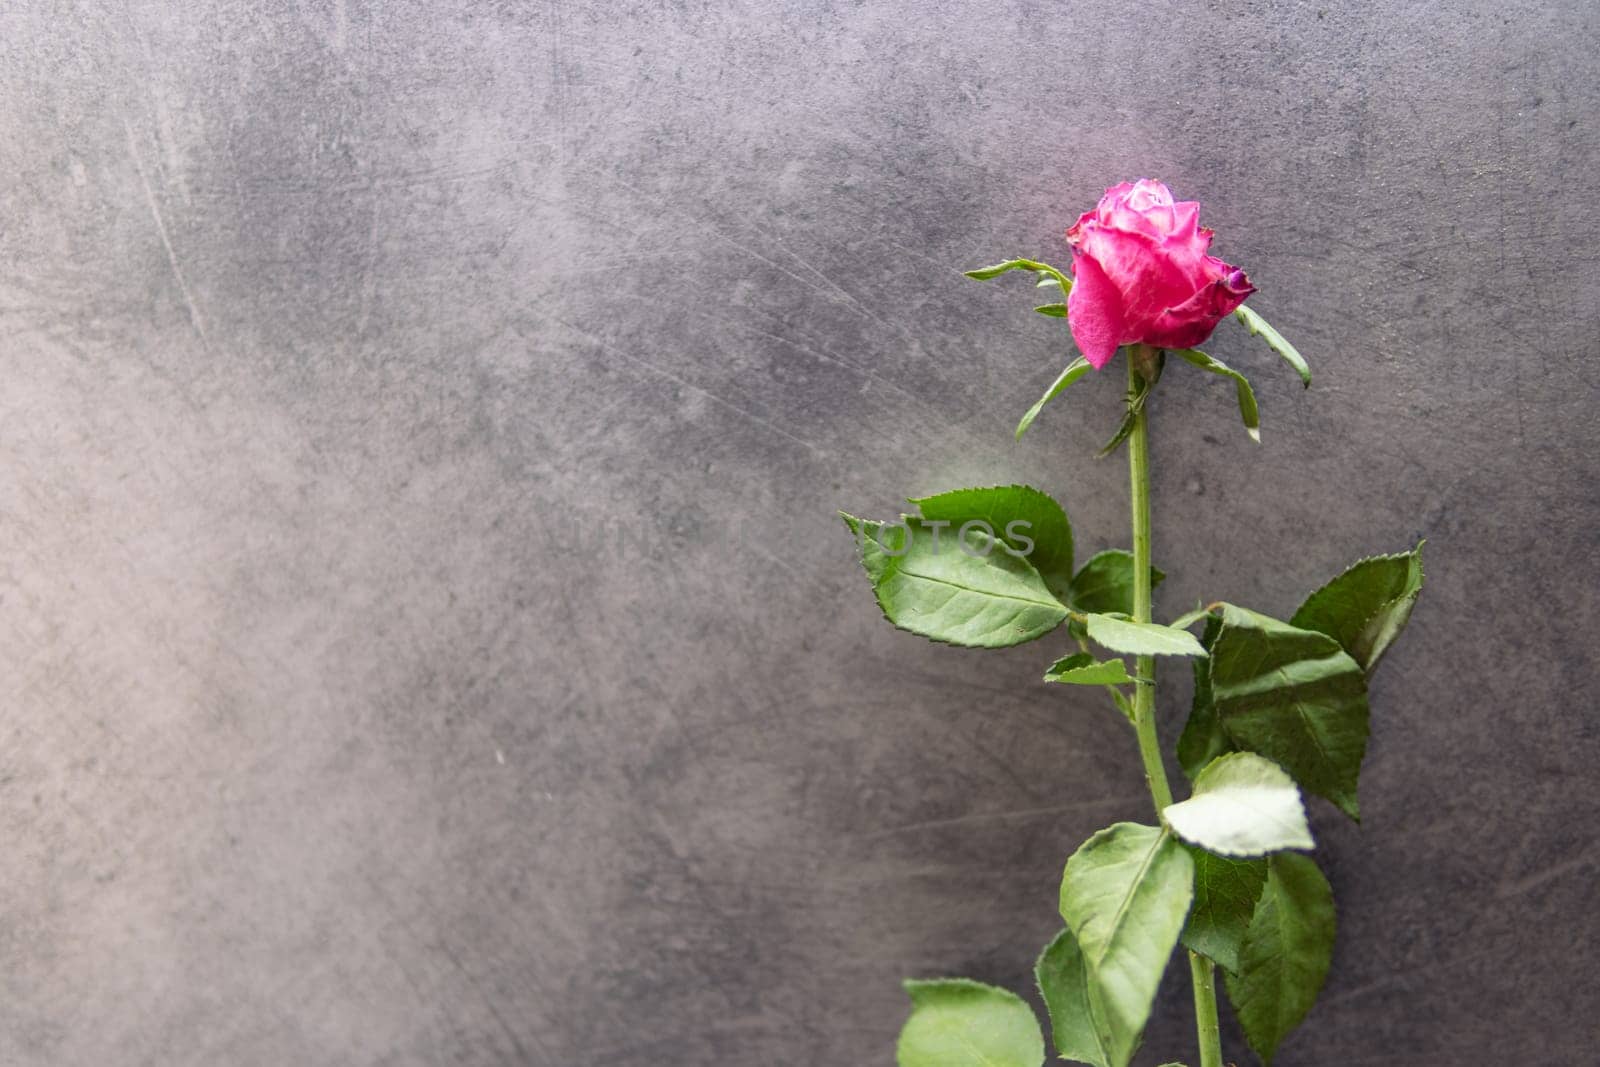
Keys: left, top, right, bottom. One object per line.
{"left": 3, "top": 1, "right": 1597, "bottom": 1064}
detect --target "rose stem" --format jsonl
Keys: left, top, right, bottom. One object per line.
{"left": 1190, "top": 950, "right": 1224, "bottom": 1067}
{"left": 1126, "top": 346, "right": 1171, "bottom": 812}
{"left": 1124, "top": 344, "right": 1224, "bottom": 1067}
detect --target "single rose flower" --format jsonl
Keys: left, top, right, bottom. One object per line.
{"left": 1065, "top": 179, "right": 1256, "bottom": 369}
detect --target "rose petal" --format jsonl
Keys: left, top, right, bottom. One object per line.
{"left": 1065, "top": 180, "right": 1252, "bottom": 354}
{"left": 1172, "top": 201, "right": 1202, "bottom": 236}
{"left": 1126, "top": 179, "right": 1174, "bottom": 210}
{"left": 1076, "top": 224, "right": 1197, "bottom": 327}
{"left": 1065, "top": 207, "right": 1098, "bottom": 245}
{"left": 1144, "top": 268, "right": 1257, "bottom": 349}
{"left": 1094, "top": 182, "right": 1138, "bottom": 226}
{"left": 1067, "top": 252, "right": 1127, "bottom": 369}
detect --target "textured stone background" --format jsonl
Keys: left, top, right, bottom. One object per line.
{"left": 3, "top": 1, "right": 1597, "bottom": 1064}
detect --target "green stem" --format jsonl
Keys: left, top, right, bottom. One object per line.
{"left": 1189, "top": 951, "right": 1224, "bottom": 1067}
{"left": 1126, "top": 349, "right": 1171, "bottom": 812}
{"left": 1125, "top": 346, "right": 1224, "bottom": 1067}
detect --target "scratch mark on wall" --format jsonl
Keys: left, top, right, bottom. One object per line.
{"left": 844, "top": 797, "right": 1140, "bottom": 840}
{"left": 1317, "top": 946, "right": 1500, "bottom": 1011}
{"left": 125, "top": 119, "right": 208, "bottom": 345}
{"left": 1495, "top": 844, "right": 1598, "bottom": 899}
{"left": 545, "top": 312, "right": 827, "bottom": 457}
{"left": 436, "top": 938, "right": 546, "bottom": 1062}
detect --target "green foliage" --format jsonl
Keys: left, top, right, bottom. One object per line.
{"left": 840, "top": 485, "right": 1076, "bottom": 647}
{"left": 966, "top": 257, "right": 1073, "bottom": 295}
{"left": 1097, "top": 356, "right": 1162, "bottom": 457}
{"left": 1016, "top": 358, "right": 1093, "bottom": 440}
{"left": 1084, "top": 614, "right": 1206, "bottom": 658}
{"left": 1066, "top": 550, "right": 1165, "bottom": 616}
{"left": 1036, "top": 929, "right": 1114, "bottom": 1067}
{"left": 1181, "top": 850, "right": 1268, "bottom": 974}
{"left": 1291, "top": 543, "right": 1425, "bottom": 674}
{"left": 1162, "top": 752, "right": 1313, "bottom": 858}
{"left": 1232, "top": 305, "right": 1311, "bottom": 387}
{"left": 910, "top": 485, "right": 1075, "bottom": 601}
{"left": 1106, "top": 684, "right": 1135, "bottom": 723}
{"left": 1225, "top": 854, "right": 1337, "bottom": 1064}
{"left": 897, "top": 979, "right": 1045, "bottom": 1067}
{"left": 1207, "top": 605, "right": 1369, "bottom": 820}
{"left": 1168, "top": 348, "right": 1261, "bottom": 443}
{"left": 1044, "top": 653, "right": 1136, "bottom": 686}
{"left": 1177, "top": 614, "right": 1232, "bottom": 781}
{"left": 1059, "top": 824, "right": 1194, "bottom": 1067}
{"left": 842, "top": 253, "right": 1424, "bottom": 1067}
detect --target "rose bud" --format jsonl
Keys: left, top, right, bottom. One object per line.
{"left": 1065, "top": 179, "right": 1257, "bottom": 369}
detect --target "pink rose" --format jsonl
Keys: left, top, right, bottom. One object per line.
{"left": 1065, "top": 179, "right": 1256, "bottom": 369}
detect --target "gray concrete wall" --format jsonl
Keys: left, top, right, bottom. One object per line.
{"left": 3, "top": 2, "right": 1597, "bottom": 1064}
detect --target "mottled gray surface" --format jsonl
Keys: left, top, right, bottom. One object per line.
{"left": 2, "top": 1, "right": 1597, "bottom": 1064}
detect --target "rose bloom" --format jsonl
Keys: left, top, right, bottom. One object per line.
{"left": 1066, "top": 179, "right": 1256, "bottom": 369}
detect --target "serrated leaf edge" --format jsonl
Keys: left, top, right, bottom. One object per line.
{"left": 839, "top": 510, "right": 1069, "bottom": 650}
